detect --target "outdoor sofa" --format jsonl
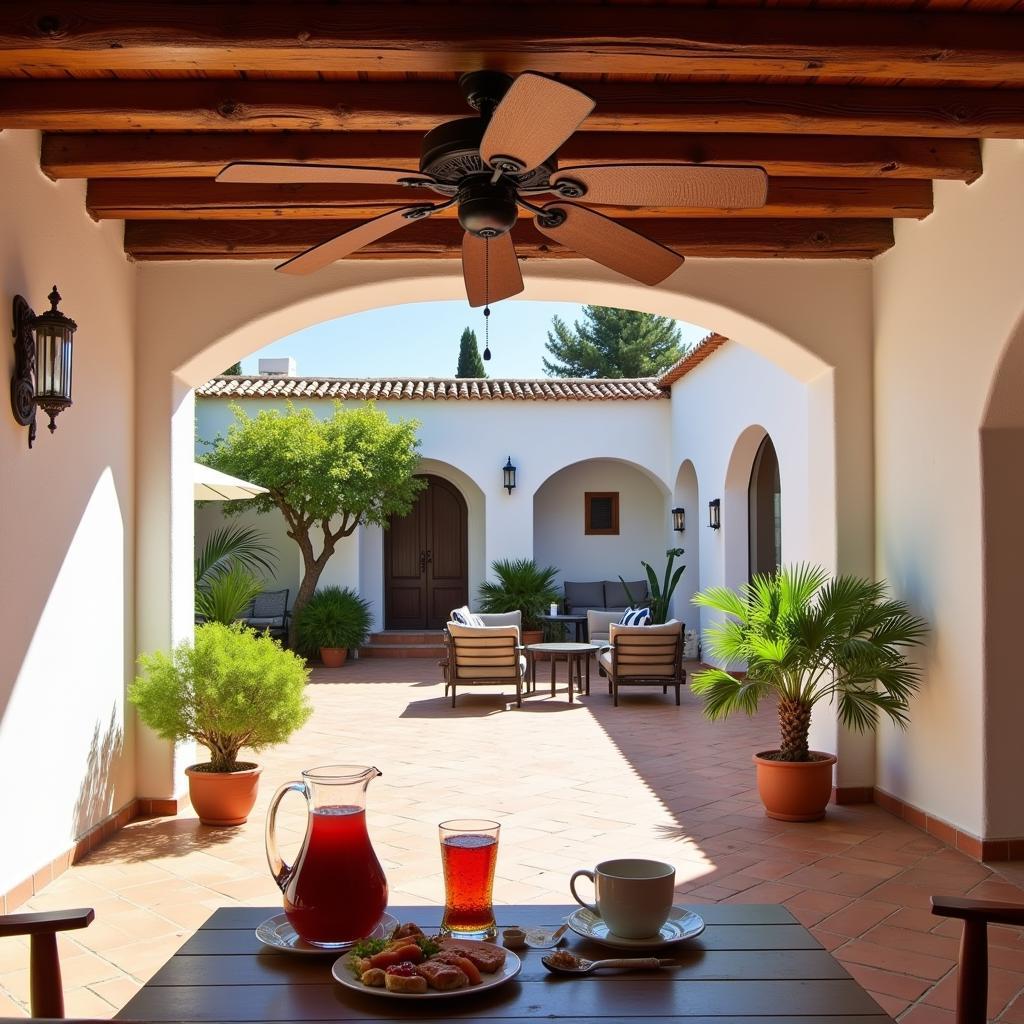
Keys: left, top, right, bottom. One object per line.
{"left": 563, "top": 579, "right": 651, "bottom": 615}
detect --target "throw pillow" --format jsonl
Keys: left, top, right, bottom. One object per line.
{"left": 619, "top": 606, "right": 652, "bottom": 627}
{"left": 450, "top": 606, "right": 485, "bottom": 627}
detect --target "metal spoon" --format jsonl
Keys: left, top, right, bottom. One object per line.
{"left": 542, "top": 954, "right": 676, "bottom": 975}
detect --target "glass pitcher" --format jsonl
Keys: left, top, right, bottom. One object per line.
{"left": 265, "top": 765, "right": 388, "bottom": 948}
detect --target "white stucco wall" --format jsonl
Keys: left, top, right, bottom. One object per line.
{"left": 533, "top": 458, "right": 671, "bottom": 589}
{"left": 873, "top": 139, "right": 1024, "bottom": 840}
{"left": 0, "top": 131, "right": 136, "bottom": 895}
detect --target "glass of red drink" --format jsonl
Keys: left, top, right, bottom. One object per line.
{"left": 439, "top": 818, "right": 500, "bottom": 940}
{"left": 266, "top": 765, "right": 388, "bottom": 948}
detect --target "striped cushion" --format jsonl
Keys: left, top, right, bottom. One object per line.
{"left": 619, "top": 606, "right": 652, "bottom": 626}
{"left": 451, "top": 606, "right": 485, "bottom": 628}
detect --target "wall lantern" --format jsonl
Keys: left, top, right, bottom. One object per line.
{"left": 708, "top": 498, "right": 721, "bottom": 530}
{"left": 671, "top": 507, "right": 686, "bottom": 532}
{"left": 11, "top": 286, "right": 77, "bottom": 449}
{"left": 503, "top": 456, "right": 517, "bottom": 494}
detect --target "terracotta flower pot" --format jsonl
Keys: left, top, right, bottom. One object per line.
{"left": 186, "top": 764, "right": 262, "bottom": 826}
{"left": 320, "top": 647, "right": 348, "bottom": 667}
{"left": 753, "top": 750, "right": 837, "bottom": 822}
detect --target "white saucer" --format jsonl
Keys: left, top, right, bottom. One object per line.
{"left": 256, "top": 911, "right": 399, "bottom": 955}
{"left": 566, "top": 906, "right": 705, "bottom": 950}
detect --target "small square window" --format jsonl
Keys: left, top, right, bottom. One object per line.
{"left": 585, "top": 492, "right": 620, "bottom": 535}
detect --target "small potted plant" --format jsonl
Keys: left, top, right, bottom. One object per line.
{"left": 692, "top": 565, "right": 927, "bottom": 822}
{"left": 478, "top": 558, "right": 560, "bottom": 646}
{"left": 294, "top": 585, "right": 373, "bottom": 667}
{"left": 129, "top": 622, "right": 312, "bottom": 826}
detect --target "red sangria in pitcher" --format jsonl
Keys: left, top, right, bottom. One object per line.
{"left": 265, "top": 765, "right": 388, "bottom": 947}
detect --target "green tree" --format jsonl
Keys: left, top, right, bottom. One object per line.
{"left": 222, "top": 362, "right": 242, "bottom": 375}
{"left": 456, "top": 327, "right": 487, "bottom": 378}
{"left": 202, "top": 402, "right": 425, "bottom": 644}
{"left": 543, "top": 306, "right": 686, "bottom": 378}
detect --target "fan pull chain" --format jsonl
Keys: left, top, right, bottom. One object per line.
{"left": 482, "top": 234, "right": 492, "bottom": 361}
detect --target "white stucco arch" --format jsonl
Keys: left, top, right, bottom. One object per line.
{"left": 135, "top": 256, "right": 872, "bottom": 800}
{"left": 722, "top": 424, "right": 771, "bottom": 591}
{"left": 671, "top": 460, "right": 701, "bottom": 622}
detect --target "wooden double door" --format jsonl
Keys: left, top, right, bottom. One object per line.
{"left": 384, "top": 475, "right": 468, "bottom": 630}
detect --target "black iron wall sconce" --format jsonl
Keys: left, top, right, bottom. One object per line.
{"left": 11, "top": 286, "right": 77, "bottom": 449}
{"left": 708, "top": 498, "right": 721, "bottom": 529}
{"left": 503, "top": 457, "right": 517, "bottom": 494}
{"left": 672, "top": 507, "right": 686, "bottom": 532}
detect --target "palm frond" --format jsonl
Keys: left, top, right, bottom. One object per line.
{"left": 196, "top": 525, "right": 277, "bottom": 586}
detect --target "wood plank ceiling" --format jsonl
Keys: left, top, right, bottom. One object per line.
{"left": 1, "top": 2, "right": 1022, "bottom": 263}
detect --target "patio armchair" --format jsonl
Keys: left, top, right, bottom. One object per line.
{"left": 240, "top": 588, "right": 290, "bottom": 644}
{"left": 587, "top": 609, "right": 621, "bottom": 645}
{"left": 443, "top": 621, "right": 526, "bottom": 708}
{"left": 598, "top": 620, "right": 685, "bottom": 706}
{"left": 931, "top": 895, "right": 1024, "bottom": 1024}
{"left": 0, "top": 907, "right": 94, "bottom": 1017}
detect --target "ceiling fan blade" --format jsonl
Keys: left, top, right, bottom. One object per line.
{"left": 534, "top": 203, "right": 684, "bottom": 286}
{"left": 218, "top": 162, "right": 435, "bottom": 188}
{"left": 276, "top": 206, "right": 432, "bottom": 275}
{"left": 551, "top": 164, "right": 769, "bottom": 209}
{"left": 462, "top": 232, "right": 524, "bottom": 308}
{"left": 481, "top": 73, "right": 595, "bottom": 175}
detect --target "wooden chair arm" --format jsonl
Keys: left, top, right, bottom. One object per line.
{"left": 0, "top": 908, "right": 94, "bottom": 938}
{"left": 931, "top": 895, "right": 1024, "bottom": 927}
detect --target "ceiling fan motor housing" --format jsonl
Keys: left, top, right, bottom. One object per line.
{"left": 458, "top": 176, "right": 519, "bottom": 237}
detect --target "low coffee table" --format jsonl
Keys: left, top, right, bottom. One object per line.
{"left": 526, "top": 642, "right": 601, "bottom": 702}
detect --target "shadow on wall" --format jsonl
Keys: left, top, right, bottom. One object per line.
{"left": 73, "top": 706, "right": 124, "bottom": 839}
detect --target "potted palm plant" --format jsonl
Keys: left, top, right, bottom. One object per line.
{"left": 478, "top": 558, "right": 561, "bottom": 646}
{"left": 194, "top": 524, "right": 277, "bottom": 625}
{"left": 294, "top": 585, "right": 373, "bottom": 666}
{"left": 129, "top": 622, "right": 312, "bottom": 825}
{"left": 692, "top": 565, "right": 927, "bottom": 821}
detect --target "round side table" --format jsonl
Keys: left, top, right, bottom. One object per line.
{"left": 525, "top": 642, "right": 601, "bottom": 702}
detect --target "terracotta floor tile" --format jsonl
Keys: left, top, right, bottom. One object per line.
{"left": 871, "top": 991, "right": 911, "bottom": 1018}
{"left": 3, "top": 661, "right": 1022, "bottom": 1020}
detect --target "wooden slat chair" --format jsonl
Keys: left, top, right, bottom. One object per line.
{"left": 0, "top": 908, "right": 94, "bottom": 1017}
{"left": 444, "top": 621, "right": 526, "bottom": 708}
{"left": 931, "top": 895, "right": 1024, "bottom": 1024}
{"left": 598, "top": 620, "right": 685, "bottom": 706}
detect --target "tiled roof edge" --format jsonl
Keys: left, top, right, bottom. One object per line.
{"left": 656, "top": 333, "right": 729, "bottom": 388}
{"left": 195, "top": 375, "right": 670, "bottom": 401}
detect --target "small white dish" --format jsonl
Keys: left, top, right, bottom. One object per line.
{"left": 255, "top": 911, "right": 399, "bottom": 955}
{"left": 566, "top": 906, "right": 704, "bottom": 950}
{"left": 332, "top": 943, "right": 522, "bottom": 999}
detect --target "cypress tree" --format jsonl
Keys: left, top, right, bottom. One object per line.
{"left": 456, "top": 327, "right": 487, "bottom": 378}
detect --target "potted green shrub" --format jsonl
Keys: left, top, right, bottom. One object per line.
{"left": 478, "top": 558, "right": 560, "bottom": 645}
{"left": 294, "top": 586, "right": 373, "bottom": 667}
{"left": 692, "top": 565, "right": 927, "bottom": 822}
{"left": 129, "top": 622, "right": 312, "bottom": 826}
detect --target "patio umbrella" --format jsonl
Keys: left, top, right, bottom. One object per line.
{"left": 193, "top": 463, "right": 268, "bottom": 501}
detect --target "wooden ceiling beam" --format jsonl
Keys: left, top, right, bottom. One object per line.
{"left": 1, "top": 4, "right": 1022, "bottom": 82}
{"left": 87, "top": 177, "right": 934, "bottom": 221}
{"left": 42, "top": 132, "right": 983, "bottom": 183}
{"left": 123, "top": 217, "right": 894, "bottom": 261}
{"left": 8, "top": 79, "right": 1024, "bottom": 138}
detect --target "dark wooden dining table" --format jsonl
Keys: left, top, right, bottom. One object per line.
{"left": 118, "top": 903, "right": 892, "bottom": 1024}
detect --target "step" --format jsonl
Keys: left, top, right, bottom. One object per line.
{"left": 359, "top": 643, "right": 447, "bottom": 659}
{"left": 368, "top": 631, "right": 444, "bottom": 646}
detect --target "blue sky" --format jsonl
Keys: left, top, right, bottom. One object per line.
{"left": 242, "top": 300, "right": 711, "bottom": 378}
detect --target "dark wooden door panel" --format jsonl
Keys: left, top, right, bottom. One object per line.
{"left": 385, "top": 475, "right": 467, "bottom": 630}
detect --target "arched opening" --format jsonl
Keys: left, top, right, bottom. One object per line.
{"left": 533, "top": 458, "right": 670, "bottom": 594}
{"left": 722, "top": 424, "right": 770, "bottom": 591}
{"left": 748, "top": 435, "right": 782, "bottom": 579}
{"left": 672, "top": 460, "right": 700, "bottom": 629}
{"left": 384, "top": 474, "right": 468, "bottom": 630}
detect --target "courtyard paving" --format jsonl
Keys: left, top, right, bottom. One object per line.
{"left": 1, "top": 657, "right": 1023, "bottom": 1022}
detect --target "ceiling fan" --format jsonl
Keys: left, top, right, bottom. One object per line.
{"left": 217, "top": 71, "right": 768, "bottom": 307}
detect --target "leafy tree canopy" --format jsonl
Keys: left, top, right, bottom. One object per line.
{"left": 221, "top": 362, "right": 242, "bottom": 375}
{"left": 201, "top": 402, "right": 425, "bottom": 639}
{"left": 543, "top": 305, "right": 686, "bottom": 378}
{"left": 456, "top": 327, "right": 487, "bottom": 378}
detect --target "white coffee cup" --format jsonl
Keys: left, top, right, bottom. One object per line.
{"left": 569, "top": 858, "right": 675, "bottom": 939}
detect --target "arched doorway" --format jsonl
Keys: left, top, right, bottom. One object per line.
{"left": 384, "top": 474, "right": 468, "bottom": 629}
{"left": 748, "top": 435, "right": 781, "bottom": 578}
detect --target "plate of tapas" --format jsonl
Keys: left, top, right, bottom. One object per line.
{"left": 332, "top": 922, "right": 521, "bottom": 999}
